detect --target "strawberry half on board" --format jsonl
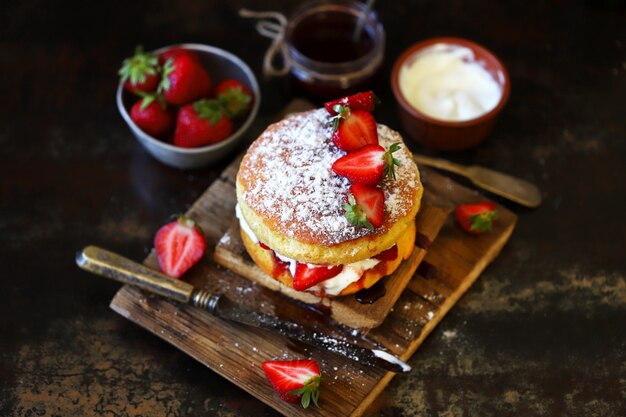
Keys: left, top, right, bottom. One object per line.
{"left": 344, "top": 183, "right": 385, "bottom": 229}
{"left": 331, "top": 108, "right": 379, "bottom": 152}
{"left": 160, "top": 54, "right": 212, "bottom": 106}
{"left": 154, "top": 216, "right": 206, "bottom": 279}
{"left": 332, "top": 143, "right": 402, "bottom": 186}
{"left": 293, "top": 263, "right": 343, "bottom": 291}
{"left": 118, "top": 46, "right": 160, "bottom": 95}
{"left": 455, "top": 202, "right": 498, "bottom": 235}
{"left": 261, "top": 360, "right": 321, "bottom": 408}
{"left": 324, "top": 91, "right": 379, "bottom": 115}
{"left": 174, "top": 99, "right": 233, "bottom": 147}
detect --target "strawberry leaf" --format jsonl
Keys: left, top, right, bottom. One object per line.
{"left": 118, "top": 45, "right": 158, "bottom": 84}
{"left": 287, "top": 376, "right": 321, "bottom": 409}
{"left": 158, "top": 58, "right": 174, "bottom": 92}
{"left": 383, "top": 142, "right": 402, "bottom": 180}
{"left": 469, "top": 210, "right": 497, "bottom": 232}
{"left": 330, "top": 105, "right": 350, "bottom": 132}
{"left": 139, "top": 94, "right": 156, "bottom": 110}
{"left": 343, "top": 193, "right": 374, "bottom": 230}
{"left": 193, "top": 99, "right": 226, "bottom": 125}
{"left": 217, "top": 85, "right": 252, "bottom": 118}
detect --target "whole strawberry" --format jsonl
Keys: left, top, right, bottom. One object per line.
{"left": 455, "top": 202, "right": 498, "bottom": 234}
{"left": 158, "top": 47, "right": 199, "bottom": 66}
{"left": 262, "top": 360, "right": 321, "bottom": 408}
{"left": 214, "top": 79, "right": 253, "bottom": 119}
{"left": 118, "top": 46, "right": 160, "bottom": 95}
{"left": 174, "top": 99, "right": 233, "bottom": 147}
{"left": 154, "top": 216, "right": 206, "bottom": 279}
{"left": 130, "top": 95, "right": 175, "bottom": 138}
{"left": 160, "top": 54, "right": 212, "bottom": 106}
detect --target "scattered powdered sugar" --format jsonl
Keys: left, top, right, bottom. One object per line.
{"left": 239, "top": 108, "right": 420, "bottom": 246}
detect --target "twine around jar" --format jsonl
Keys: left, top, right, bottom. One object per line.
{"left": 239, "top": 9, "right": 290, "bottom": 77}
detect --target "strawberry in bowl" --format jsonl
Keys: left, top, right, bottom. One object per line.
{"left": 116, "top": 44, "right": 260, "bottom": 170}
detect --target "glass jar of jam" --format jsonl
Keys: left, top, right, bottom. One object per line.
{"left": 284, "top": 0, "right": 385, "bottom": 100}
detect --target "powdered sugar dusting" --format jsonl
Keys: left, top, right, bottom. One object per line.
{"left": 238, "top": 109, "right": 419, "bottom": 246}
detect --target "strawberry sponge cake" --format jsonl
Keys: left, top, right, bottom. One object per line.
{"left": 235, "top": 92, "right": 422, "bottom": 298}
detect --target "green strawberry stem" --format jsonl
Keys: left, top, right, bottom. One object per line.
{"left": 136, "top": 91, "right": 168, "bottom": 111}
{"left": 343, "top": 193, "right": 374, "bottom": 230}
{"left": 118, "top": 45, "right": 158, "bottom": 84}
{"left": 192, "top": 99, "right": 226, "bottom": 126}
{"left": 383, "top": 142, "right": 402, "bottom": 180}
{"left": 217, "top": 86, "right": 252, "bottom": 118}
{"left": 330, "top": 104, "right": 351, "bottom": 131}
{"left": 469, "top": 210, "right": 497, "bottom": 232}
{"left": 288, "top": 376, "right": 320, "bottom": 409}
{"left": 158, "top": 58, "right": 174, "bottom": 92}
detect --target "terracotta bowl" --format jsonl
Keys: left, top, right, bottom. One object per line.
{"left": 391, "top": 37, "right": 510, "bottom": 151}
{"left": 117, "top": 44, "right": 260, "bottom": 169}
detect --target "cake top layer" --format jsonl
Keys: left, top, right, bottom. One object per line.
{"left": 237, "top": 109, "right": 420, "bottom": 246}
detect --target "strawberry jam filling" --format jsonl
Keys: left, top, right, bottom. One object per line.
{"left": 373, "top": 244, "right": 398, "bottom": 261}
{"left": 259, "top": 244, "right": 290, "bottom": 278}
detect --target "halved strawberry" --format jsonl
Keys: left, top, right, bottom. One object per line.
{"left": 332, "top": 144, "right": 385, "bottom": 185}
{"left": 344, "top": 183, "right": 385, "bottom": 229}
{"left": 332, "top": 143, "right": 403, "bottom": 185}
{"left": 118, "top": 45, "right": 160, "bottom": 95}
{"left": 455, "top": 202, "right": 498, "bottom": 235}
{"left": 214, "top": 79, "right": 253, "bottom": 119}
{"left": 374, "top": 245, "right": 398, "bottom": 261}
{"left": 261, "top": 360, "right": 321, "bottom": 408}
{"left": 154, "top": 216, "right": 206, "bottom": 278}
{"left": 331, "top": 109, "right": 378, "bottom": 152}
{"left": 324, "top": 91, "right": 379, "bottom": 115}
{"left": 293, "top": 263, "right": 343, "bottom": 291}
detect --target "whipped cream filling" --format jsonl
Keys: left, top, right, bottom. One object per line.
{"left": 236, "top": 204, "right": 381, "bottom": 295}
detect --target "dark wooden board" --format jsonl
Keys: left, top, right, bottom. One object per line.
{"left": 110, "top": 153, "right": 516, "bottom": 417}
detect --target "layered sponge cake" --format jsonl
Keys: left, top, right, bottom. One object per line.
{"left": 236, "top": 105, "right": 422, "bottom": 298}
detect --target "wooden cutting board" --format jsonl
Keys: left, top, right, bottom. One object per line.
{"left": 110, "top": 152, "right": 516, "bottom": 417}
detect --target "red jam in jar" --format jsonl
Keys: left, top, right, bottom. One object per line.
{"left": 285, "top": 0, "right": 385, "bottom": 100}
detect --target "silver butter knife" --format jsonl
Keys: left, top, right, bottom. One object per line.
{"left": 76, "top": 246, "right": 411, "bottom": 373}
{"left": 414, "top": 154, "right": 542, "bottom": 208}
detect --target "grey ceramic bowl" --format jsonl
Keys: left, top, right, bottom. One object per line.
{"left": 116, "top": 43, "right": 260, "bottom": 169}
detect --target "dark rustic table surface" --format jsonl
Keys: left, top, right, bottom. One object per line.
{"left": 1, "top": 1, "right": 625, "bottom": 416}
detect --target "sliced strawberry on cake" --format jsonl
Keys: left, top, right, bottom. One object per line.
{"left": 292, "top": 263, "right": 343, "bottom": 291}
{"left": 324, "top": 91, "right": 379, "bottom": 115}
{"left": 332, "top": 143, "right": 402, "bottom": 185}
{"left": 331, "top": 108, "right": 378, "bottom": 152}
{"left": 344, "top": 183, "right": 385, "bottom": 229}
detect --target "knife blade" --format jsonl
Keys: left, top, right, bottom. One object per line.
{"left": 414, "top": 154, "right": 542, "bottom": 208}
{"left": 76, "top": 245, "right": 411, "bottom": 373}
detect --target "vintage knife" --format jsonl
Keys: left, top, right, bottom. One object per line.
{"left": 76, "top": 246, "right": 411, "bottom": 373}
{"left": 414, "top": 154, "right": 542, "bottom": 208}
